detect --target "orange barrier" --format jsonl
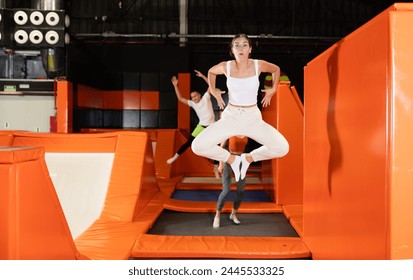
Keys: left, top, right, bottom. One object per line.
{"left": 0, "top": 131, "right": 166, "bottom": 259}
{"left": 56, "top": 81, "right": 73, "bottom": 133}
{"left": 262, "top": 82, "right": 304, "bottom": 205}
{"left": 0, "top": 146, "right": 85, "bottom": 260}
{"left": 282, "top": 204, "right": 303, "bottom": 238}
{"left": 132, "top": 235, "right": 310, "bottom": 259}
{"left": 303, "top": 3, "right": 413, "bottom": 259}
{"left": 169, "top": 129, "right": 215, "bottom": 177}
{"left": 0, "top": 133, "right": 13, "bottom": 146}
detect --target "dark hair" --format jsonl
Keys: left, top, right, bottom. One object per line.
{"left": 229, "top": 33, "right": 252, "bottom": 57}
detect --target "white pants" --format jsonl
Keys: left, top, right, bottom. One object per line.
{"left": 192, "top": 105, "right": 289, "bottom": 162}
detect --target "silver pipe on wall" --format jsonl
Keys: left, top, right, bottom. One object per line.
{"left": 31, "top": 0, "right": 64, "bottom": 11}
{"left": 73, "top": 32, "right": 339, "bottom": 42}
{"left": 0, "top": 0, "right": 5, "bottom": 9}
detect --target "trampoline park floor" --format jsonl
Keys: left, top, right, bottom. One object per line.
{"left": 132, "top": 175, "right": 310, "bottom": 259}
{"left": 148, "top": 188, "right": 298, "bottom": 237}
{"left": 148, "top": 210, "right": 299, "bottom": 237}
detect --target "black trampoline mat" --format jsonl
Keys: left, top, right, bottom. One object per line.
{"left": 148, "top": 210, "right": 299, "bottom": 237}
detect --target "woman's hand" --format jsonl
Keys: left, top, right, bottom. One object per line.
{"left": 261, "top": 87, "right": 276, "bottom": 107}
{"left": 210, "top": 88, "right": 226, "bottom": 109}
{"left": 218, "top": 162, "right": 224, "bottom": 173}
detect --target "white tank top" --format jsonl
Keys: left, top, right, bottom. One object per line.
{"left": 226, "top": 59, "right": 260, "bottom": 106}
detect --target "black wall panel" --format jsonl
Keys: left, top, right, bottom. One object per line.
{"left": 122, "top": 72, "right": 140, "bottom": 90}
{"left": 119, "top": 45, "right": 188, "bottom": 73}
{"left": 123, "top": 110, "right": 140, "bottom": 128}
{"left": 159, "top": 72, "right": 175, "bottom": 91}
{"left": 159, "top": 110, "right": 177, "bottom": 128}
{"left": 140, "top": 110, "right": 159, "bottom": 128}
{"left": 159, "top": 90, "right": 177, "bottom": 110}
{"left": 102, "top": 72, "right": 123, "bottom": 90}
{"left": 103, "top": 109, "right": 123, "bottom": 128}
{"left": 140, "top": 72, "right": 159, "bottom": 91}
{"left": 74, "top": 108, "right": 103, "bottom": 129}
{"left": 67, "top": 45, "right": 189, "bottom": 90}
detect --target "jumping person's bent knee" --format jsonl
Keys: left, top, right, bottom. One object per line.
{"left": 273, "top": 141, "right": 289, "bottom": 158}
{"left": 191, "top": 136, "right": 207, "bottom": 156}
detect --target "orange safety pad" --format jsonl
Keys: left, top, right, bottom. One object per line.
{"left": 13, "top": 131, "right": 162, "bottom": 222}
{"left": 262, "top": 82, "right": 303, "bottom": 205}
{"left": 154, "top": 129, "right": 177, "bottom": 179}
{"left": 3, "top": 131, "right": 166, "bottom": 260}
{"left": 12, "top": 132, "right": 118, "bottom": 152}
{"left": 172, "top": 130, "right": 215, "bottom": 177}
{"left": 303, "top": 4, "right": 413, "bottom": 259}
{"left": 79, "top": 128, "right": 158, "bottom": 141}
{"left": 133, "top": 190, "right": 167, "bottom": 227}
{"left": 75, "top": 220, "right": 150, "bottom": 260}
{"left": 157, "top": 176, "right": 182, "bottom": 197}
{"left": 132, "top": 234, "right": 311, "bottom": 259}
{"left": 100, "top": 132, "right": 161, "bottom": 221}
{"left": 0, "top": 146, "right": 83, "bottom": 260}
{"left": 0, "top": 146, "right": 44, "bottom": 163}
{"left": 282, "top": 204, "right": 303, "bottom": 237}
{"left": 56, "top": 81, "right": 73, "bottom": 133}
{"left": 388, "top": 4, "right": 413, "bottom": 259}
{"left": 304, "top": 13, "right": 388, "bottom": 258}
{"left": 164, "top": 198, "right": 283, "bottom": 213}
{"left": 0, "top": 133, "right": 14, "bottom": 146}
{"left": 177, "top": 73, "right": 191, "bottom": 131}
{"left": 157, "top": 128, "right": 214, "bottom": 178}
{"left": 228, "top": 136, "right": 248, "bottom": 154}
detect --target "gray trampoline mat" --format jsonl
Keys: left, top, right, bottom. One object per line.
{"left": 148, "top": 210, "right": 299, "bottom": 237}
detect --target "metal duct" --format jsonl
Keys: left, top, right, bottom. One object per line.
{"left": 31, "top": 0, "right": 64, "bottom": 11}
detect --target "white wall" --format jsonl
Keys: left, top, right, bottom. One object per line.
{"left": 0, "top": 95, "right": 55, "bottom": 132}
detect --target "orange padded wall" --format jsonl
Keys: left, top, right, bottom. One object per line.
{"left": 0, "top": 133, "right": 14, "bottom": 145}
{"left": 57, "top": 81, "right": 73, "bottom": 133}
{"left": 387, "top": 4, "right": 413, "bottom": 259}
{"left": 0, "top": 147, "right": 81, "bottom": 260}
{"left": 262, "top": 82, "right": 304, "bottom": 204}
{"left": 303, "top": 3, "right": 413, "bottom": 259}
{"left": 177, "top": 73, "right": 191, "bottom": 131}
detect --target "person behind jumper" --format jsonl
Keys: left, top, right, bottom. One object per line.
{"left": 166, "top": 70, "right": 215, "bottom": 164}
{"left": 191, "top": 33, "right": 289, "bottom": 182}
{"left": 213, "top": 135, "right": 248, "bottom": 228}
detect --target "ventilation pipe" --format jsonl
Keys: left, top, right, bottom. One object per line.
{"left": 31, "top": 0, "right": 63, "bottom": 10}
